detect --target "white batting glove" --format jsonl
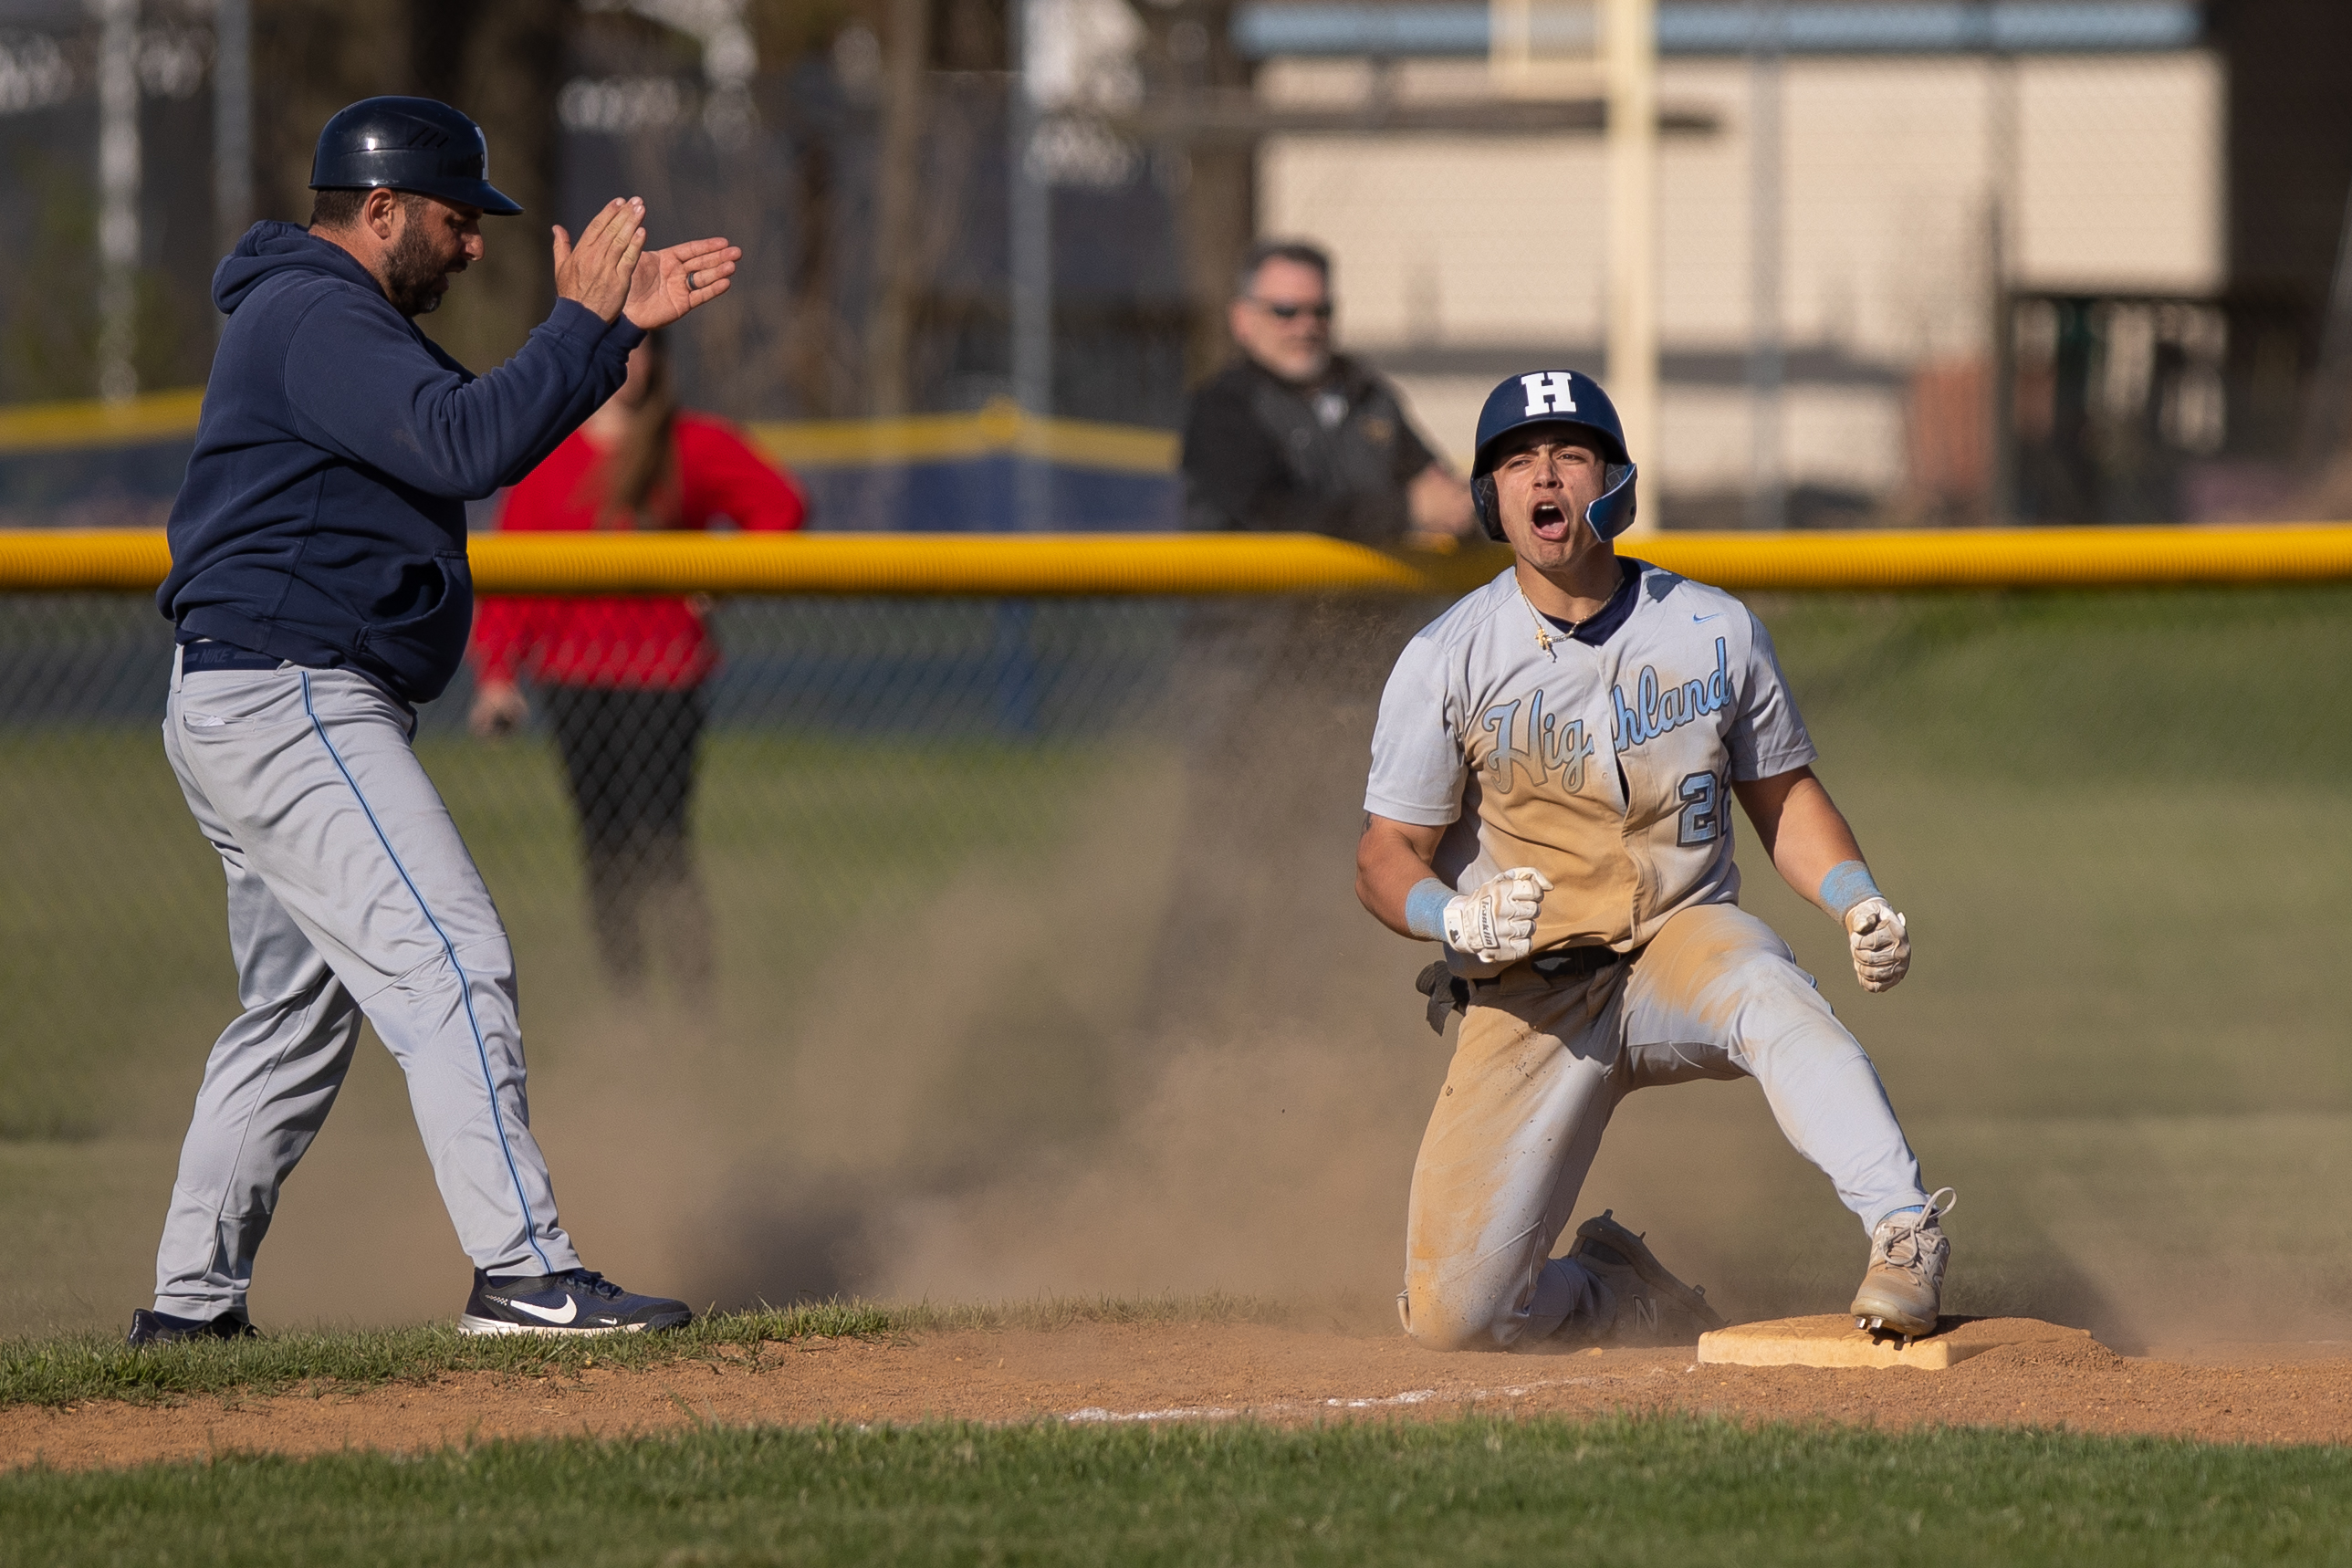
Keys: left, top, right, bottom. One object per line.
{"left": 1443, "top": 867, "right": 1553, "bottom": 966}
{"left": 1845, "top": 896, "right": 1910, "bottom": 992}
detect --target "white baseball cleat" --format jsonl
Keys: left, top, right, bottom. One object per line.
{"left": 1849, "top": 1187, "right": 1956, "bottom": 1342}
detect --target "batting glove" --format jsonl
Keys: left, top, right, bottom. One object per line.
{"left": 1443, "top": 867, "right": 1554, "bottom": 966}
{"left": 1845, "top": 896, "right": 1910, "bottom": 992}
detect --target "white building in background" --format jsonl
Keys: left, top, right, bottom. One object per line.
{"left": 1253, "top": 45, "right": 2221, "bottom": 516}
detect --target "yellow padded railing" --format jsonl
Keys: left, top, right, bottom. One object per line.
{"left": 747, "top": 400, "right": 1177, "bottom": 476}
{"left": 5, "top": 524, "right": 2352, "bottom": 596}
{"left": 0, "top": 389, "right": 1180, "bottom": 475}
{"left": 0, "top": 391, "right": 208, "bottom": 456}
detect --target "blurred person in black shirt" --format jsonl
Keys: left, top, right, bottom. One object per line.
{"left": 1139, "top": 242, "right": 1471, "bottom": 1056}
{"left": 1182, "top": 239, "right": 1473, "bottom": 547}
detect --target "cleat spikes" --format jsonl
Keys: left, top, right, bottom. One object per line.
{"left": 1847, "top": 1191, "right": 1954, "bottom": 1343}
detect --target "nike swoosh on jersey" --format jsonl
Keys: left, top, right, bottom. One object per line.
{"left": 1691, "top": 612, "right": 1723, "bottom": 623}
{"left": 505, "top": 1295, "right": 580, "bottom": 1324}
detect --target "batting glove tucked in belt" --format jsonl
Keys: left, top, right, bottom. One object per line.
{"left": 1845, "top": 897, "right": 1910, "bottom": 992}
{"left": 1443, "top": 867, "right": 1553, "bottom": 967}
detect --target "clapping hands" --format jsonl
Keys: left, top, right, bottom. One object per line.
{"left": 625, "top": 235, "right": 741, "bottom": 329}
{"left": 551, "top": 199, "right": 645, "bottom": 323}
{"left": 551, "top": 197, "right": 741, "bottom": 329}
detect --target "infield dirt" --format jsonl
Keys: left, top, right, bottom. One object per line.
{"left": 13, "top": 1321, "right": 2352, "bottom": 1473}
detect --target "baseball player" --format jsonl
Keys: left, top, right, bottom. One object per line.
{"left": 1355, "top": 370, "right": 1954, "bottom": 1350}
{"left": 131, "top": 98, "right": 740, "bottom": 1345}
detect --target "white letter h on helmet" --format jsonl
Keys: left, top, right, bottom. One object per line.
{"left": 1520, "top": 371, "right": 1578, "bottom": 416}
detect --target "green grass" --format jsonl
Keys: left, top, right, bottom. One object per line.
{"left": 0, "top": 1295, "right": 1289, "bottom": 1410}
{"left": 8, "top": 1414, "right": 2352, "bottom": 1566}
{"left": 1751, "top": 586, "right": 2352, "bottom": 787}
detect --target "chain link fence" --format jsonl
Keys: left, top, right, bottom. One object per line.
{"left": 5, "top": 0, "right": 2352, "bottom": 1340}
{"left": 5, "top": 579, "right": 2351, "bottom": 1341}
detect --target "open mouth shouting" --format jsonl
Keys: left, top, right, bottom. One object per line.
{"left": 1529, "top": 499, "right": 1575, "bottom": 543}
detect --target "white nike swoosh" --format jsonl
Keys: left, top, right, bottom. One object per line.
{"left": 506, "top": 1295, "right": 580, "bottom": 1324}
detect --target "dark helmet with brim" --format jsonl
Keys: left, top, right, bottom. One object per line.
{"left": 310, "top": 97, "right": 522, "bottom": 215}
{"left": 1469, "top": 369, "right": 1638, "bottom": 543}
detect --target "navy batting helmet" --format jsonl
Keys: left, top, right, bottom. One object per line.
{"left": 1468, "top": 370, "right": 1638, "bottom": 543}
{"left": 309, "top": 97, "right": 522, "bottom": 215}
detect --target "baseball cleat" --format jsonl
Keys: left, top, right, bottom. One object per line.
{"left": 1849, "top": 1187, "right": 1956, "bottom": 1341}
{"left": 1564, "top": 1210, "right": 1726, "bottom": 1346}
{"left": 127, "top": 1307, "right": 258, "bottom": 1348}
{"left": 458, "top": 1268, "right": 693, "bottom": 1337}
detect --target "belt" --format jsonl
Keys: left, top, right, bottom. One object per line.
{"left": 1524, "top": 945, "right": 1629, "bottom": 982}
{"left": 1414, "top": 944, "right": 1636, "bottom": 1034}
{"left": 180, "top": 639, "right": 284, "bottom": 674}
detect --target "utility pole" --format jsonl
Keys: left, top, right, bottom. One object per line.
{"left": 96, "top": 0, "right": 141, "bottom": 402}
{"left": 1981, "top": 0, "right": 2016, "bottom": 523}
{"left": 1603, "top": 0, "right": 1658, "bottom": 530}
{"left": 868, "top": 0, "right": 930, "bottom": 416}
{"left": 1009, "top": 0, "right": 1054, "bottom": 528}
{"left": 1746, "top": 0, "right": 1784, "bottom": 529}
{"left": 214, "top": 0, "right": 251, "bottom": 278}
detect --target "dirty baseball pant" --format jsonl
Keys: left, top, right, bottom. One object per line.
{"left": 152, "top": 651, "right": 580, "bottom": 1318}
{"left": 1399, "top": 901, "right": 1929, "bottom": 1352}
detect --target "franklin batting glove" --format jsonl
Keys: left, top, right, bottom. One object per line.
{"left": 1443, "top": 867, "right": 1553, "bottom": 966}
{"left": 1845, "top": 896, "right": 1910, "bottom": 992}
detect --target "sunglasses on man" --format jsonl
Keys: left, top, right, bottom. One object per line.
{"left": 1251, "top": 299, "right": 1333, "bottom": 321}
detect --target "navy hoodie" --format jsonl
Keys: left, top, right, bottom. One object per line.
{"left": 159, "top": 221, "right": 643, "bottom": 704}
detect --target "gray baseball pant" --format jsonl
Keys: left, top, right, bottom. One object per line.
{"left": 1398, "top": 901, "right": 1929, "bottom": 1352}
{"left": 153, "top": 650, "right": 580, "bottom": 1318}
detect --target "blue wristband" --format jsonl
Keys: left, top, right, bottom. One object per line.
{"left": 1405, "top": 878, "right": 1454, "bottom": 942}
{"left": 1817, "top": 860, "right": 1881, "bottom": 918}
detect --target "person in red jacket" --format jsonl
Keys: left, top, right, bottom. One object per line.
{"left": 470, "top": 331, "right": 804, "bottom": 1001}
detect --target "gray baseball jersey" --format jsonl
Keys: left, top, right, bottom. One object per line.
{"left": 1365, "top": 560, "right": 1816, "bottom": 971}
{"left": 1367, "top": 559, "right": 1933, "bottom": 1351}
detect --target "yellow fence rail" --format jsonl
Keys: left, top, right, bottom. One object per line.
{"left": 6, "top": 524, "right": 2352, "bottom": 596}
{"left": 0, "top": 390, "right": 1179, "bottom": 475}
{"left": 0, "top": 392, "right": 209, "bottom": 457}
{"left": 747, "top": 400, "right": 1177, "bottom": 476}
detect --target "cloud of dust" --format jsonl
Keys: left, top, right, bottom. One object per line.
{"left": 569, "top": 600, "right": 1462, "bottom": 1324}
{"left": 518, "top": 598, "right": 2336, "bottom": 1352}
{"left": 231, "top": 727, "right": 1446, "bottom": 1333}
{"left": 235, "top": 599, "right": 2352, "bottom": 1352}
{"left": 657, "top": 758, "right": 1445, "bottom": 1328}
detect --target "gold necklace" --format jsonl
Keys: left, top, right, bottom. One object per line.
{"left": 1518, "top": 584, "right": 1573, "bottom": 655}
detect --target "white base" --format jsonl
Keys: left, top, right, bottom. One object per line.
{"left": 1698, "top": 1314, "right": 2096, "bottom": 1371}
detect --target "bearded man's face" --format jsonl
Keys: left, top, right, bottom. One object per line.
{"left": 382, "top": 195, "right": 482, "bottom": 317}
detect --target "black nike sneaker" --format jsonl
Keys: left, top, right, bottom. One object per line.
{"left": 1563, "top": 1210, "right": 1726, "bottom": 1346}
{"left": 458, "top": 1268, "right": 693, "bottom": 1336}
{"left": 127, "top": 1307, "right": 258, "bottom": 1348}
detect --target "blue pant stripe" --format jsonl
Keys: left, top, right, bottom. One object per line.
{"left": 299, "top": 674, "right": 553, "bottom": 1275}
